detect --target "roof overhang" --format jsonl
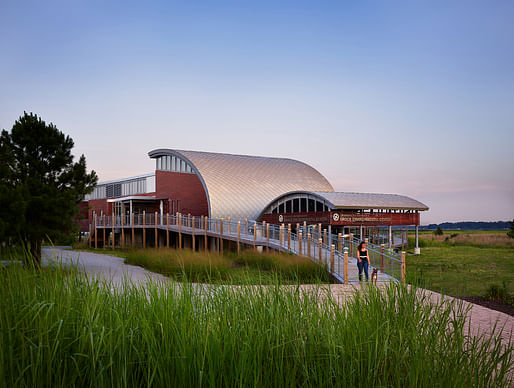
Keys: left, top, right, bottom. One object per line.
{"left": 257, "top": 190, "right": 429, "bottom": 219}
{"left": 107, "top": 196, "right": 161, "bottom": 203}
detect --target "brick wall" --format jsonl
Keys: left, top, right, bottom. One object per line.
{"left": 155, "top": 170, "right": 209, "bottom": 216}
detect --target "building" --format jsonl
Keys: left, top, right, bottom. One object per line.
{"left": 82, "top": 149, "right": 428, "bottom": 249}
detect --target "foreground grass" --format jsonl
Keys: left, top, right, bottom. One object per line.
{"left": 75, "top": 246, "right": 330, "bottom": 284}
{"left": 1, "top": 266, "right": 512, "bottom": 387}
{"left": 407, "top": 232, "right": 514, "bottom": 297}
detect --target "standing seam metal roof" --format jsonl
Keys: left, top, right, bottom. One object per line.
{"left": 148, "top": 149, "right": 335, "bottom": 220}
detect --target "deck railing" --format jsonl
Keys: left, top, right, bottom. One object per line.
{"left": 91, "top": 212, "right": 404, "bottom": 284}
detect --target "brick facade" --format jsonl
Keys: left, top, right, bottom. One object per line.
{"left": 155, "top": 170, "right": 209, "bottom": 216}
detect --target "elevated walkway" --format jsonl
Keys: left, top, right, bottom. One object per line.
{"left": 89, "top": 213, "right": 405, "bottom": 284}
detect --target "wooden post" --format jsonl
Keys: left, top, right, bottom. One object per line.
{"left": 204, "top": 216, "right": 208, "bottom": 252}
{"left": 279, "top": 225, "right": 283, "bottom": 249}
{"left": 318, "top": 238, "right": 322, "bottom": 265}
{"left": 88, "top": 224, "right": 92, "bottom": 248}
{"left": 166, "top": 213, "right": 169, "bottom": 248}
{"left": 330, "top": 244, "right": 335, "bottom": 275}
{"left": 220, "top": 218, "right": 223, "bottom": 254}
{"left": 287, "top": 224, "right": 291, "bottom": 251}
{"left": 121, "top": 213, "right": 125, "bottom": 248}
{"left": 337, "top": 233, "right": 342, "bottom": 253}
{"left": 253, "top": 222, "right": 257, "bottom": 251}
{"left": 307, "top": 233, "right": 311, "bottom": 258}
{"left": 380, "top": 244, "right": 384, "bottom": 273}
{"left": 154, "top": 211, "right": 158, "bottom": 248}
{"left": 94, "top": 214, "right": 98, "bottom": 249}
{"left": 103, "top": 215, "right": 106, "bottom": 249}
{"left": 296, "top": 223, "right": 300, "bottom": 235}
{"left": 192, "top": 216, "right": 196, "bottom": 251}
{"left": 401, "top": 251, "right": 406, "bottom": 284}
{"left": 344, "top": 247, "right": 349, "bottom": 284}
{"left": 131, "top": 212, "right": 135, "bottom": 248}
{"left": 349, "top": 233, "right": 354, "bottom": 257}
{"left": 237, "top": 221, "right": 241, "bottom": 254}
{"left": 266, "top": 223, "right": 270, "bottom": 252}
{"left": 112, "top": 212, "right": 115, "bottom": 249}
{"left": 323, "top": 229, "right": 327, "bottom": 245}
{"left": 142, "top": 211, "right": 146, "bottom": 248}
{"left": 178, "top": 213, "right": 182, "bottom": 250}
{"left": 299, "top": 231, "right": 303, "bottom": 255}
{"left": 262, "top": 221, "right": 266, "bottom": 251}
{"left": 244, "top": 219, "right": 248, "bottom": 236}
{"left": 401, "top": 228, "right": 405, "bottom": 251}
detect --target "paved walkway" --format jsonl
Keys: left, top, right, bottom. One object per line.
{"left": 42, "top": 246, "right": 169, "bottom": 287}
{"left": 42, "top": 247, "right": 513, "bottom": 349}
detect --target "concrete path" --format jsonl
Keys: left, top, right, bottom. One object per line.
{"left": 42, "top": 246, "right": 170, "bottom": 287}
{"left": 42, "top": 247, "right": 512, "bottom": 350}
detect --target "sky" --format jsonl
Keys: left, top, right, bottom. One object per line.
{"left": 1, "top": 0, "right": 513, "bottom": 224}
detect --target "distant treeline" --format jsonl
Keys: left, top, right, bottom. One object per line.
{"left": 420, "top": 221, "right": 510, "bottom": 230}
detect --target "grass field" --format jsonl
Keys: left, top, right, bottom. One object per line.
{"left": 407, "top": 231, "right": 514, "bottom": 297}
{"left": 1, "top": 265, "right": 511, "bottom": 387}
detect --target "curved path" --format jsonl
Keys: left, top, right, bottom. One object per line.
{"left": 42, "top": 247, "right": 512, "bottom": 349}
{"left": 43, "top": 246, "right": 169, "bottom": 287}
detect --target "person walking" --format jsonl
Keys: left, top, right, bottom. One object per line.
{"left": 357, "top": 241, "right": 369, "bottom": 282}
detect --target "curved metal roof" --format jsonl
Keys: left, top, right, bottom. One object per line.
{"left": 148, "top": 149, "right": 334, "bottom": 220}
{"left": 259, "top": 190, "right": 428, "bottom": 216}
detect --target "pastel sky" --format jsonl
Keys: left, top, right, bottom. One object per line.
{"left": 1, "top": 1, "right": 513, "bottom": 224}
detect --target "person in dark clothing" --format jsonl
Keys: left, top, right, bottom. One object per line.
{"left": 357, "top": 241, "right": 369, "bottom": 281}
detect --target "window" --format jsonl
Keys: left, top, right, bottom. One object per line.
{"left": 286, "top": 200, "right": 292, "bottom": 213}
{"left": 279, "top": 203, "right": 285, "bottom": 213}
{"left": 293, "top": 198, "right": 299, "bottom": 213}
{"left": 300, "top": 198, "right": 307, "bottom": 213}
{"left": 308, "top": 199, "right": 315, "bottom": 212}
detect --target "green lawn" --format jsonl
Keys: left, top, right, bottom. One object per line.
{"left": 407, "top": 242, "right": 514, "bottom": 297}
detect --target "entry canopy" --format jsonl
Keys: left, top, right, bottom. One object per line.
{"left": 260, "top": 190, "right": 429, "bottom": 218}
{"left": 312, "top": 191, "right": 429, "bottom": 211}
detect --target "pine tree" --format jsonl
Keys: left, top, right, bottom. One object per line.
{"left": 0, "top": 112, "right": 97, "bottom": 266}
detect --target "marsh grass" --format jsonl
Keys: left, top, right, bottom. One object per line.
{"left": 406, "top": 231, "right": 514, "bottom": 296}
{"left": 410, "top": 231, "right": 514, "bottom": 249}
{"left": 120, "top": 248, "right": 330, "bottom": 284}
{"left": 0, "top": 265, "right": 512, "bottom": 387}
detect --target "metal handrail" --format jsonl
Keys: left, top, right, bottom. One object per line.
{"left": 90, "top": 213, "right": 403, "bottom": 282}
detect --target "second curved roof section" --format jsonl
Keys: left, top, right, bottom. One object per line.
{"left": 149, "top": 149, "right": 334, "bottom": 220}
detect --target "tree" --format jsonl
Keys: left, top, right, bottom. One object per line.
{"left": 434, "top": 226, "right": 443, "bottom": 236}
{"left": 507, "top": 219, "right": 514, "bottom": 239}
{"left": 0, "top": 112, "right": 97, "bottom": 266}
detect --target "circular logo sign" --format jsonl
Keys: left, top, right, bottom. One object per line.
{"left": 332, "top": 213, "right": 340, "bottom": 222}
{"left": 278, "top": 214, "right": 284, "bottom": 223}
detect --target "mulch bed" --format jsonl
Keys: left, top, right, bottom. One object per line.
{"left": 459, "top": 296, "right": 514, "bottom": 317}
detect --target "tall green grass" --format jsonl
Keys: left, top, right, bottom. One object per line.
{"left": 122, "top": 248, "right": 330, "bottom": 284}
{"left": 0, "top": 265, "right": 512, "bottom": 387}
